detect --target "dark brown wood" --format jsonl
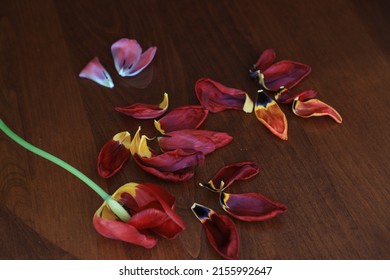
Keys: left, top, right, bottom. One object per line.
{"left": 0, "top": 0, "right": 389, "bottom": 259}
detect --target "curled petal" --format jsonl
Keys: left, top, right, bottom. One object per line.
{"left": 111, "top": 38, "right": 157, "bottom": 77}
{"left": 79, "top": 57, "right": 114, "bottom": 88}
{"left": 158, "top": 129, "right": 233, "bottom": 155}
{"left": 195, "top": 78, "right": 254, "bottom": 113}
{"left": 93, "top": 205, "right": 158, "bottom": 248}
{"left": 262, "top": 60, "right": 311, "bottom": 91}
{"left": 154, "top": 105, "right": 208, "bottom": 134}
{"left": 252, "top": 48, "right": 276, "bottom": 73}
{"left": 97, "top": 131, "right": 131, "bottom": 178}
{"left": 255, "top": 90, "right": 288, "bottom": 140}
{"left": 133, "top": 149, "right": 205, "bottom": 182}
{"left": 220, "top": 192, "right": 287, "bottom": 222}
{"left": 200, "top": 161, "right": 260, "bottom": 192}
{"left": 191, "top": 203, "right": 239, "bottom": 260}
{"left": 275, "top": 87, "right": 318, "bottom": 104}
{"left": 115, "top": 93, "right": 169, "bottom": 119}
{"left": 292, "top": 98, "right": 342, "bottom": 123}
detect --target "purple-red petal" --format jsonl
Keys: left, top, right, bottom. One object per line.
{"left": 158, "top": 129, "right": 233, "bottom": 155}
{"left": 154, "top": 105, "right": 209, "bottom": 133}
{"left": 191, "top": 203, "right": 239, "bottom": 260}
{"left": 195, "top": 78, "right": 254, "bottom": 113}
{"left": 79, "top": 57, "right": 114, "bottom": 88}
{"left": 263, "top": 60, "right": 311, "bottom": 91}
{"left": 220, "top": 192, "right": 288, "bottom": 222}
{"left": 275, "top": 87, "right": 318, "bottom": 104}
{"left": 254, "top": 48, "right": 276, "bottom": 72}
{"left": 200, "top": 161, "right": 260, "bottom": 192}
{"left": 115, "top": 93, "right": 168, "bottom": 119}
{"left": 292, "top": 98, "right": 343, "bottom": 123}
{"left": 255, "top": 90, "right": 288, "bottom": 140}
{"left": 97, "top": 132, "right": 131, "bottom": 178}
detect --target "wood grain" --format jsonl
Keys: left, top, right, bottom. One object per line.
{"left": 0, "top": 0, "right": 389, "bottom": 259}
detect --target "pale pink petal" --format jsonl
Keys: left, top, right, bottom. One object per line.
{"left": 111, "top": 38, "right": 142, "bottom": 77}
{"left": 130, "top": 47, "right": 157, "bottom": 76}
{"left": 79, "top": 57, "right": 114, "bottom": 88}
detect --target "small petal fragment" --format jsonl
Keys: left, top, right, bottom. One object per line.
{"left": 111, "top": 38, "right": 157, "bottom": 77}
{"left": 262, "top": 60, "right": 311, "bottom": 91}
{"left": 154, "top": 105, "right": 208, "bottom": 134}
{"left": 220, "top": 192, "right": 288, "bottom": 222}
{"left": 79, "top": 57, "right": 114, "bottom": 88}
{"left": 158, "top": 129, "right": 233, "bottom": 155}
{"left": 253, "top": 48, "right": 276, "bottom": 73}
{"left": 292, "top": 98, "right": 343, "bottom": 123}
{"left": 195, "top": 78, "right": 254, "bottom": 113}
{"left": 255, "top": 90, "right": 288, "bottom": 140}
{"left": 191, "top": 203, "right": 239, "bottom": 260}
{"left": 115, "top": 93, "right": 169, "bottom": 119}
{"left": 200, "top": 161, "right": 260, "bottom": 192}
{"left": 97, "top": 131, "right": 131, "bottom": 178}
{"left": 275, "top": 87, "right": 317, "bottom": 104}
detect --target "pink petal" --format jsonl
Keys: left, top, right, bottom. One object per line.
{"left": 129, "top": 47, "right": 157, "bottom": 76}
{"left": 79, "top": 57, "right": 114, "bottom": 88}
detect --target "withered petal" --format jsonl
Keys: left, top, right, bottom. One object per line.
{"left": 253, "top": 48, "right": 276, "bottom": 72}
{"left": 220, "top": 192, "right": 287, "bottom": 222}
{"left": 292, "top": 98, "right": 343, "bottom": 123}
{"left": 275, "top": 87, "right": 318, "bottom": 104}
{"left": 195, "top": 78, "right": 254, "bottom": 113}
{"left": 255, "top": 90, "right": 288, "bottom": 140}
{"left": 115, "top": 93, "right": 168, "bottom": 119}
{"left": 97, "top": 131, "right": 131, "bottom": 178}
{"left": 154, "top": 105, "right": 208, "bottom": 134}
{"left": 191, "top": 203, "right": 239, "bottom": 260}
{"left": 200, "top": 161, "right": 260, "bottom": 192}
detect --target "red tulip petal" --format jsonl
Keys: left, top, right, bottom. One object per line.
{"left": 79, "top": 57, "right": 114, "bottom": 88}
{"left": 113, "top": 182, "right": 185, "bottom": 239}
{"left": 191, "top": 203, "right": 239, "bottom": 260}
{"left": 111, "top": 38, "right": 156, "bottom": 77}
{"left": 200, "top": 161, "right": 260, "bottom": 192}
{"left": 115, "top": 93, "right": 168, "bottom": 119}
{"left": 275, "top": 87, "right": 318, "bottom": 104}
{"left": 263, "top": 60, "right": 311, "bottom": 91}
{"left": 292, "top": 98, "right": 343, "bottom": 123}
{"left": 220, "top": 192, "right": 288, "bottom": 222}
{"left": 158, "top": 129, "right": 233, "bottom": 155}
{"left": 255, "top": 90, "right": 288, "bottom": 140}
{"left": 154, "top": 105, "right": 208, "bottom": 134}
{"left": 253, "top": 48, "right": 276, "bottom": 72}
{"left": 97, "top": 131, "right": 131, "bottom": 178}
{"left": 93, "top": 211, "right": 158, "bottom": 248}
{"left": 195, "top": 78, "right": 254, "bottom": 113}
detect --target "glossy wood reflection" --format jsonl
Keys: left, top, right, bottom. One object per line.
{"left": 0, "top": 0, "right": 389, "bottom": 259}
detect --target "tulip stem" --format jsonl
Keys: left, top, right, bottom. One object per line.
{"left": 0, "top": 119, "right": 111, "bottom": 200}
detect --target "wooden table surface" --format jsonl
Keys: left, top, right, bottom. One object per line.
{"left": 0, "top": 0, "right": 389, "bottom": 260}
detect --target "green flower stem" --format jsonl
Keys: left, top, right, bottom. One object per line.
{"left": 0, "top": 119, "right": 130, "bottom": 222}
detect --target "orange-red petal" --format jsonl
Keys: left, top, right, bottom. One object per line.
{"left": 292, "top": 98, "right": 342, "bottom": 123}
{"left": 255, "top": 90, "right": 288, "bottom": 140}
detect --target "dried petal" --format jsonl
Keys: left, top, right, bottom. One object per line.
{"left": 262, "top": 60, "right": 311, "bottom": 91}
{"left": 220, "top": 192, "right": 287, "bottom": 222}
{"left": 154, "top": 105, "right": 208, "bottom": 134}
{"left": 97, "top": 131, "right": 131, "bottom": 178}
{"left": 111, "top": 38, "right": 157, "bottom": 77}
{"left": 253, "top": 48, "right": 276, "bottom": 73}
{"left": 191, "top": 203, "right": 239, "bottom": 260}
{"left": 255, "top": 90, "right": 288, "bottom": 140}
{"left": 275, "top": 87, "right": 317, "bottom": 104}
{"left": 79, "top": 57, "right": 114, "bottom": 88}
{"left": 200, "top": 161, "right": 260, "bottom": 192}
{"left": 115, "top": 93, "right": 169, "bottom": 119}
{"left": 195, "top": 78, "right": 254, "bottom": 113}
{"left": 158, "top": 129, "right": 233, "bottom": 155}
{"left": 292, "top": 98, "right": 342, "bottom": 123}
